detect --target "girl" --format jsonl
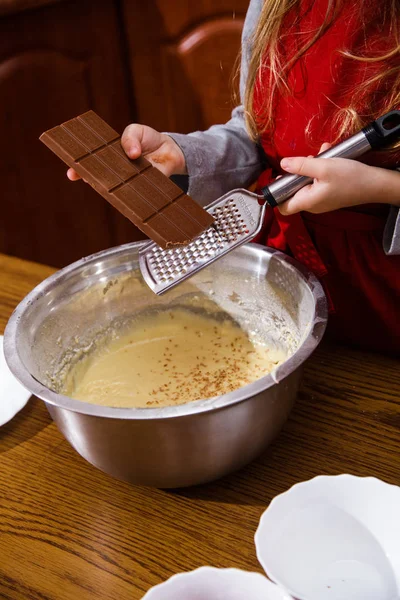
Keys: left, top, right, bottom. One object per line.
{"left": 69, "top": 0, "right": 400, "bottom": 354}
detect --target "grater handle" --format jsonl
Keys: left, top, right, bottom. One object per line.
{"left": 261, "top": 109, "right": 400, "bottom": 207}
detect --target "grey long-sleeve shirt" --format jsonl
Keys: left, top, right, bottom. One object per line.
{"left": 168, "top": 0, "right": 400, "bottom": 255}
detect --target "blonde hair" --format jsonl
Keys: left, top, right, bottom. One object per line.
{"left": 243, "top": 0, "right": 400, "bottom": 149}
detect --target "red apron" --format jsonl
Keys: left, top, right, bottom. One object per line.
{"left": 253, "top": 0, "right": 400, "bottom": 355}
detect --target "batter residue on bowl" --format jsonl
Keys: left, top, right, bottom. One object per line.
{"left": 64, "top": 308, "right": 285, "bottom": 408}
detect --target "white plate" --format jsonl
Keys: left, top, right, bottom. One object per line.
{"left": 142, "top": 566, "right": 293, "bottom": 600}
{"left": 255, "top": 474, "right": 400, "bottom": 600}
{"left": 0, "top": 335, "right": 31, "bottom": 426}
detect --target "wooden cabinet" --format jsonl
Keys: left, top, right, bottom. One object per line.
{"left": 122, "top": 0, "right": 248, "bottom": 133}
{"left": 0, "top": 0, "right": 249, "bottom": 267}
{"left": 0, "top": 0, "right": 137, "bottom": 267}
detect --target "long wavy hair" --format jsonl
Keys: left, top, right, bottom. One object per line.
{"left": 243, "top": 0, "right": 400, "bottom": 149}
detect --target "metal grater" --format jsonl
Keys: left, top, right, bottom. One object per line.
{"left": 139, "top": 190, "right": 264, "bottom": 294}
{"left": 140, "top": 110, "right": 400, "bottom": 294}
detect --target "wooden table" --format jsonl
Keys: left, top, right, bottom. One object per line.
{"left": 1, "top": 253, "right": 399, "bottom": 600}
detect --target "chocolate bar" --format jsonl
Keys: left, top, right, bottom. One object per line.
{"left": 40, "top": 111, "right": 214, "bottom": 248}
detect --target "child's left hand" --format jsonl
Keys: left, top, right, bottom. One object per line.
{"left": 278, "top": 143, "right": 387, "bottom": 215}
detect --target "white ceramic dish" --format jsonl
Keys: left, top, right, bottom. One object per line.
{"left": 0, "top": 335, "right": 31, "bottom": 426}
{"left": 255, "top": 475, "right": 400, "bottom": 600}
{"left": 142, "top": 566, "right": 293, "bottom": 600}
{"left": 142, "top": 476, "right": 400, "bottom": 599}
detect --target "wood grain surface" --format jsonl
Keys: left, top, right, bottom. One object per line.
{"left": 0, "top": 253, "right": 399, "bottom": 600}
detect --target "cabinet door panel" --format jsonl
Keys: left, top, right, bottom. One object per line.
{"left": 0, "top": 50, "right": 110, "bottom": 265}
{"left": 162, "top": 18, "right": 244, "bottom": 132}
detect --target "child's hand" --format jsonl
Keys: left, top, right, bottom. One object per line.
{"left": 278, "top": 143, "right": 384, "bottom": 215}
{"left": 67, "top": 124, "right": 186, "bottom": 181}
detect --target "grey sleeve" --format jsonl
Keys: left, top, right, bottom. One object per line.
{"left": 166, "top": 0, "right": 264, "bottom": 206}
{"left": 382, "top": 166, "right": 400, "bottom": 255}
{"left": 383, "top": 206, "right": 400, "bottom": 255}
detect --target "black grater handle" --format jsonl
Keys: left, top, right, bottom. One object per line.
{"left": 362, "top": 110, "right": 400, "bottom": 148}
{"left": 262, "top": 109, "right": 400, "bottom": 207}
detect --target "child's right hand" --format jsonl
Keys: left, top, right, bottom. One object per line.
{"left": 67, "top": 124, "right": 187, "bottom": 181}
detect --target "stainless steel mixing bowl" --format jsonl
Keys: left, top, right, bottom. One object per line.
{"left": 4, "top": 242, "right": 327, "bottom": 488}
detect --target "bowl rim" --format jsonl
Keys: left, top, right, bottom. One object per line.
{"left": 4, "top": 241, "right": 328, "bottom": 420}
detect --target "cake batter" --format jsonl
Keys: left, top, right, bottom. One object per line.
{"left": 65, "top": 308, "right": 285, "bottom": 408}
